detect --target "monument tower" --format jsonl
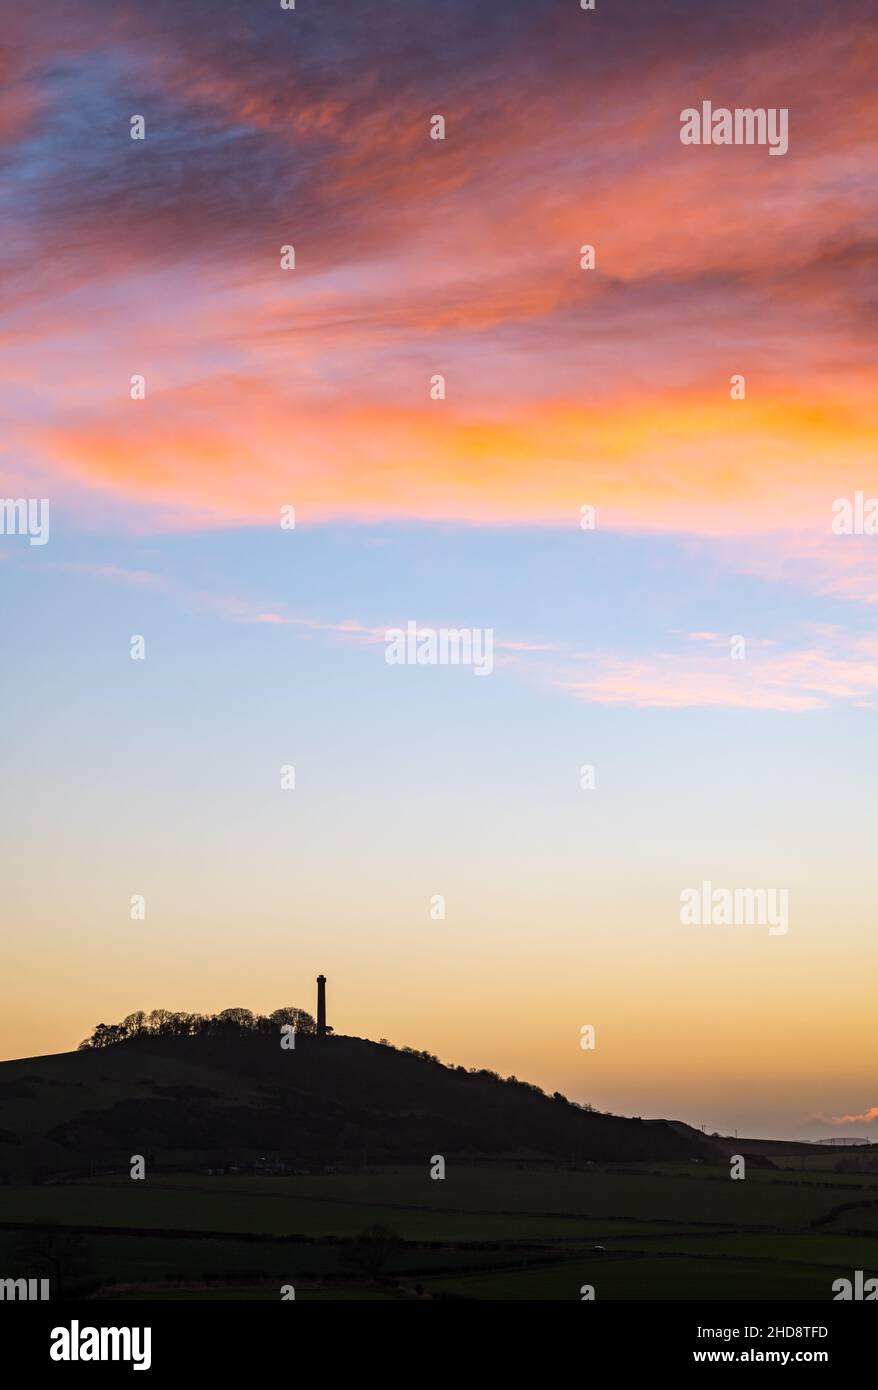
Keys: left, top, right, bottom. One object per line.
{"left": 316, "top": 974, "right": 327, "bottom": 1039}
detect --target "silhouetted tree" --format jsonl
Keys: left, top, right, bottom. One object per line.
{"left": 147, "top": 1009, "right": 175, "bottom": 1035}
{"left": 215, "top": 1008, "right": 255, "bottom": 1030}
{"left": 269, "top": 1007, "right": 317, "bottom": 1035}
{"left": 344, "top": 1226, "right": 404, "bottom": 1280}
{"left": 77, "top": 1003, "right": 330, "bottom": 1050}
{"left": 10, "top": 1229, "right": 92, "bottom": 1299}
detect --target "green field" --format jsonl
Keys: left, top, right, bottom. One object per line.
{"left": 1, "top": 1162, "right": 876, "bottom": 1300}
{"left": 422, "top": 1255, "right": 836, "bottom": 1301}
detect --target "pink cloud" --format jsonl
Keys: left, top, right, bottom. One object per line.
{"left": 44, "top": 558, "right": 878, "bottom": 714}
{"left": 555, "top": 634, "right": 878, "bottom": 712}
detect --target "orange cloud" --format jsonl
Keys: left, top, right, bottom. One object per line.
{"left": 31, "top": 375, "right": 878, "bottom": 539}
{"left": 826, "top": 1106, "right": 878, "bottom": 1127}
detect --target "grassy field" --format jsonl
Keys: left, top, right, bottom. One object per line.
{"left": 109, "top": 1287, "right": 403, "bottom": 1300}
{"left": 421, "top": 1256, "right": 836, "bottom": 1301}
{"left": 2, "top": 1162, "right": 876, "bottom": 1300}
{"left": 3, "top": 1164, "right": 875, "bottom": 1234}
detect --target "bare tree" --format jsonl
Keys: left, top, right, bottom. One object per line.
{"left": 269, "top": 1007, "right": 317, "bottom": 1035}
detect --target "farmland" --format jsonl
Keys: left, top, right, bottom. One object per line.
{"left": 1, "top": 1161, "right": 876, "bottom": 1300}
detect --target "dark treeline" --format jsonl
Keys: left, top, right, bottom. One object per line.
{"left": 76, "top": 1008, "right": 595, "bottom": 1111}
{"left": 78, "top": 1006, "right": 317, "bottom": 1050}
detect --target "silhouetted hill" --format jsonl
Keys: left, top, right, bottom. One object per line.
{"left": 0, "top": 1033, "right": 720, "bottom": 1180}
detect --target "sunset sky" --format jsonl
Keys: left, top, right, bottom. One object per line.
{"left": 2, "top": 0, "right": 876, "bottom": 1141}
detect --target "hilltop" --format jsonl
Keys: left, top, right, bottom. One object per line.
{"left": 0, "top": 1026, "right": 720, "bottom": 1181}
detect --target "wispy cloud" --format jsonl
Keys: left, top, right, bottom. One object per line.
{"left": 52, "top": 559, "right": 878, "bottom": 714}
{"left": 824, "top": 1106, "right": 878, "bottom": 1128}
{"left": 556, "top": 637, "right": 878, "bottom": 712}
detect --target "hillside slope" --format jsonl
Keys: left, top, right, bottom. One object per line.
{"left": 0, "top": 1034, "right": 720, "bottom": 1180}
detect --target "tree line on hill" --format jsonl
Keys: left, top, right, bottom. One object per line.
{"left": 78, "top": 1006, "right": 317, "bottom": 1049}
{"left": 76, "top": 1007, "right": 596, "bottom": 1112}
